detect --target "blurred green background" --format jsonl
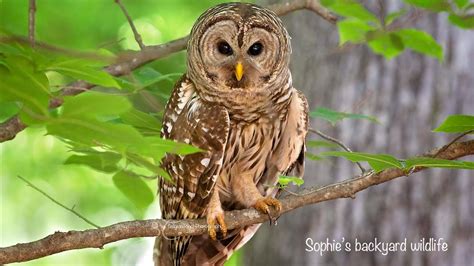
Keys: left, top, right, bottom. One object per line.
{"left": 0, "top": 0, "right": 246, "bottom": 265}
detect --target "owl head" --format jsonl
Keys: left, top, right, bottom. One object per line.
{"left": 187, "top": 3, "right": 292, "bottom": 110}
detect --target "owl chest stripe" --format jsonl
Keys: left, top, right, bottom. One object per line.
{"left": 219, "top": 121, "right": 279, "bottom": 186}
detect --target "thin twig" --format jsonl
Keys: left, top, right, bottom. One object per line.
{"left": 16, "top": 176, "right": 101, "bottom": 229}
{"left": 28, "top": 0, "right": 36, "bottom": 47}
{"left": 377, "top": 0, "right": 386, "bottom": 28}
{"left": 0, "top": 36, "right": 115, "bottom": 62}
{"left": 115, "top": 0, "right": 145, "bottom": 50}
{"left": 1, "top": 140, "right": 473, "bottom": 264}
{"left": 268, "top": 0, "right": 337, "bottom": 23}
{"left": 281, "top": 187, "right": 299, "bottom": 196}
{"left": 433, "top": 130, "right": 474, "bottom": 158}
{"left": 309, "top": 127, "right": 366, "bottom": 174}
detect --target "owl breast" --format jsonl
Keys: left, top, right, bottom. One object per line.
{"left": 215, "top": 100, "right": 289, "bottom": 209}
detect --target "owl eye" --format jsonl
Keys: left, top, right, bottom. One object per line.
{"left": 248, "top": 42, "right": 263, "bottom": 56}
{"left": 217, "top": 41, "right": 233, "bottom": 56}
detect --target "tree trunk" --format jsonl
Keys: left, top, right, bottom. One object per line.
{"left": 244, "top": 1, "right": 474, "bottom": 265}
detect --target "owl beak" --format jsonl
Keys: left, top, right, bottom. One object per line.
{"left": 235, "top": 62, "right": 244, "bottom": 81}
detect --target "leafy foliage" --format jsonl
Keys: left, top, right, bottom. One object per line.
{"left": 395, "top": 29, "right": 443, "bottom": 61}
{"left": 278, "top": 175, "right": 305, "bottom": 188}
{"left": 324, "top": 0, "right": 474, "bottom": 61}
{"left": 0, "top": 42, "right": 201, "bottom": 210}
{"left": 404, "top": 0, "right": 450, "bottom": 11}
{"left": 46, "top": 58, "right": 120, "bottom": 88}
{"left": 320, "top": 151, "right": 403, "bottom": 172}
{"left": 112, "top": 171, "right": 155, "bottom": 210}
{"left": 319, "top": 115, "right": 474, "bottom": 172}
{"left": 321, "top": 151, "right": 474, "bottom": 173}
{"left": 433, "top": 114, "right": 474, "bottom": 133}
{"left": 404, "top": 0, "right": 474, "bottom": 29}
{"left": 307, "top": 140, "right": 341, "bottom": 149}
{"left": 64, "top": 152, "right": 122, "bottom": 173}
{"left": 405, "top": 157, "right": 474, "bottom": 169}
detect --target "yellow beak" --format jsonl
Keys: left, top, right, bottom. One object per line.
{"left": 235, "top": 62, "right": 244, "bottom": 81}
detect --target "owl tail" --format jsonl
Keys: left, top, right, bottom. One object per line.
{"left": 154, "top": 236, "right": 193, "bottom": 266}
{"left": 155, "top": 225, "right": 260, "bottom": 266}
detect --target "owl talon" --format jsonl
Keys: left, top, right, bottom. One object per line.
{"left": 207, "top": 212, "right": 227, "bottom": 240}
{"left": 253, "top": 197, "right": 282, "bottom": 222}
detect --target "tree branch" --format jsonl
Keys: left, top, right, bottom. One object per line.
{"left": 28, "top": 0, "right": 36, "bottom": 47}
{"left": 0, "top": 0, "right": 336, "bottom": 143}
{"left": 1, "top": 139, "right": 473, "bottom": 264}
{"left": 267, "top": 0, "right": 337, "bottom": 23}
{"left": 115, "top": 0, "right": 146, "bottom": 50}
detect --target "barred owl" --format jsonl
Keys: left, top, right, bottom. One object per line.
{"left": 155, "top": 3, "right": 308, "bottom": 265}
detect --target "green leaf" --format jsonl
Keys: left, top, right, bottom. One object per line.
{"left": 385, "top": 10, "right": 406, "bottom": 26}
{"left": 433, "top": 114, "right": 474, "bottom": 133}
{"left": 0, "top": 101, "right": 20, "bottom": 122}
{"left": 307, "top": 140, "right": 340, "bottom": 149}
{"left": 337, "top": 19, "right": 376, "bottom": 45}
{"left": 133, "top": 67, "right": 181, "bottom": 87}
{"left": 405, "top": 157, "right": 474, "bottom": 170}
{"left": 3, "top": 56, "right": 51, "bottom": 96}
{"left": 64, "top": 152, "right": 122, "bottom": 173}
{"left": 322, "top": 0, "right": 379, "bottom": 23}
{"left": 112, "top": 171, "right": 154, "bottom": 209}
{"left": 130, "top": 136, "right": 201, "bottom": 161}
{"left": 404, "top": 0, "right": 450, "bottom": 11}
{"left": 125, "top": 152, "right": 162, "bottom": 174}
{"left": 61, "top": 91, "right": 132, "bottom": 119}
{"left": 310, "top": 107, "right": 379, "bottom": 125}
{"left": 320, "top": 151, "right": 403, "bottom": 172}
{"left": 278, "top": 175, "right": 304, "bottom": 187}
{"left": 368, "top": 32, "right": 404, "bottom": 59}
{"left": 395, "top": 29, "right": 443, "bottom": 61}
{"left": 448, "top": 14, "right": 474, "bottom": 29}
{"left": 120, "top": 109, "right": 161, "bottom": 134}
{"left": 46, "top": 118, "right": 144, "bottom": 151}
{"left": 0, "top": 43, "right": 29, "bottom": 57}
{"left": 306, "top": 152, "right": 324, "bottom": 161}
{"left": 46, "top": 59, "right": 120, "bottom": 88}
{"left": 454, "top": 0, "right": 469, "bottom": 8}
{"left": 0, "top": 56, "right": 51, "bottom": 122}
{"left": 147, "top": 137, "right": 201, "bottom": 155}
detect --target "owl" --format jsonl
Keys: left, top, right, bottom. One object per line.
{"left": 155, "top": 3, "right": 308, "bottom": 266}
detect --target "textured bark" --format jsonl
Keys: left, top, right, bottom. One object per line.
{"left": 246, "top": 1, "right": 474, "bottom": 266}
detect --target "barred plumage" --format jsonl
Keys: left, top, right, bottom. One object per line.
{"left": 155, "top": 3, "right": 308, "bottom": 266}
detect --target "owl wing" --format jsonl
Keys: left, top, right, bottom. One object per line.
{"left": 256, "top": 88, "right": 309, "bottom": 196}
{"left": 157, "top": 75, "right": 230, "bottom": 265}
{"left": 280, "top": 88, "right": 309, "bottom": 178}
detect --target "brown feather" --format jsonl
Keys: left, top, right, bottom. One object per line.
{"left": 156, "top": 3, "right": 308, "bottom": 266}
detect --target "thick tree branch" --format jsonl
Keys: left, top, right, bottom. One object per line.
{"left": 0, "top": 0, "right": 336, "bottom": 143}
{"left": 1, "top": 140, "right": 473, "bottom": 264}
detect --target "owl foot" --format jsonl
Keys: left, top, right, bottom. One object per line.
{"left": 207, "top": 212, "right": 227, "bottom": 240}
{"left": 253, "top": 197, "right": 282, "bottom": 224}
